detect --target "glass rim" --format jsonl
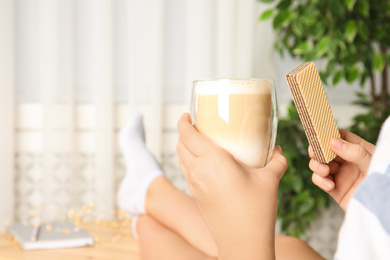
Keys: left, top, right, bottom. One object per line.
{"left": 193, "top": 78, "right": 275, "bottom": 84}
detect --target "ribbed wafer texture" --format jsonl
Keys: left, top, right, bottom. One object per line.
{"left": 285, "top": 62, "right": 340, "bottom": 163}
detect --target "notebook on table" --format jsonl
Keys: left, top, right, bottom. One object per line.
{"left": 7, "top": 222, "right": 94, "bottom": 250}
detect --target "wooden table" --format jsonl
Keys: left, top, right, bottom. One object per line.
{"left": 0, "top": 221, "right": 140, "bottom": 260}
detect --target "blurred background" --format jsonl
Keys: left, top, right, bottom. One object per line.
{"left": 2, "top": 0, "right": 386, "bottom": 258}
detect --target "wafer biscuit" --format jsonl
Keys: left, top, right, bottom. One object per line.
{"left": 285, "top": 62, "right": 340, "bottom": 163}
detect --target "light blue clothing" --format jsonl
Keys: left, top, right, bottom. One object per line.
{"left": 335, "top": 117, "right": 390, "bottom": 260}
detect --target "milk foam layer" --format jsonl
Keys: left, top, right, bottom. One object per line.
{"left": 195, "top": 79, "right": 272, "bottom": 95}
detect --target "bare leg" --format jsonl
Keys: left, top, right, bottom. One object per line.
{"left": 145, "top": 176, "right": 218, "bottom": 257}
{"left": 275, "top": 236, "right": 325, "bottom": 260}
{"left": 137, "top": 215, "right": 217, "bottom": 260}
{"left": 144, "top": 176, "right": 325, "bottom": 260}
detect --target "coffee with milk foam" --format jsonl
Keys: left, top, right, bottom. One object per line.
{"left": 194, "top": 79, "right": 272, "bottom": 167}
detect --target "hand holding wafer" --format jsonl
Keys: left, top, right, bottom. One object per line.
{"left": 308, "top": 129, "right": 375, "bottom": 211}
{"left": 285, "top": 62, "right": 376, "bottom": 210}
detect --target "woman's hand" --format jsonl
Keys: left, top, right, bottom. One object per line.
{"left": 176, "top": 113, "right": 288, "bottom": 259}
{"left": 309, "top": 129, "right": 375, "bottom": 211}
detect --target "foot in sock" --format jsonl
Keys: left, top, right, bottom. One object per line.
{"left": 117, "top": 114, "right": 162, "bottom": 216}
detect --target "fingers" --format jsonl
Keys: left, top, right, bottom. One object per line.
{"left": 177, "top": 113, "right": 216, "bottom": 157}
{"left": 309, "top": 157, "right": 341, "bottom": 176}
{"left": 330, "top": 137, "right": 372, "bottom": 172}
{"left": 312, "top": 173, "right": 335, "bottom": 192}
{"left": 176, "top": 138, "right": 196, "bottom": 170}
{"left": 309, "top": 143, "right": 337, "bottom": 192}
{"left": 178, "top": 159, "right": 188, "bottom": 179}
{"left": 178, "top": 160, "right": 196, "bottom": 195}
{"left": 177, "top": 138, "right": 198, "bottom": 195}
{"left": 309, "top": 159, "right": 329, "bottom": 177}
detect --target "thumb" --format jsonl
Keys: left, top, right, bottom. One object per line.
{"left": 330, "top": 137, "right": 372, "bottom": 172}
{"left": 263, "top": 146, "right": 288, "bottom": 180}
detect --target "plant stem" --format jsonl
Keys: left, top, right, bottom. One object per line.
{"left": 370, "top": 73, "right": 377, "bottom": 117}
{"left": 381, "top": 45, "right": 388, "bottom": 110}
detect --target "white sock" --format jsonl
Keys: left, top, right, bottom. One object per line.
{"left": 117, "top": 113, "right": 162, "bottom": 217}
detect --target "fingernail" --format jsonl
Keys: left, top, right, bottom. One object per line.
{"left": 331, "top": 138, "right": 346, "bottom": 151}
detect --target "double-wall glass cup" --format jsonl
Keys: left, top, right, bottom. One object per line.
{"left": 191, "top": 78, "right": 278, "bottom": 168}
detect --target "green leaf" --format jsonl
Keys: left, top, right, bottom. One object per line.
{"left": 302, "top": 4, "right": 317, "bottom": 16}
{"left": 345, "top": 53, "right": 358, "bottom": 67}
{"left": 274, "top": 41, "right": 285, "bottom": 58}
{"left": 259, "top": 9, "right": 274, "bottom": 21}
{"left": 257, "top": 0, "right": 274, "bottom": 3}
{"left": 319, "top": 71, "right": 329, "bottom": 85}
{"left": 291, "top": 19, "right": 304, "bottom": 37}
{"left": 291, "top": 175, "right": 304, "bottom": 193}
{"left": 333, "top": 70, "right": 343, "bottom": 85}
{"left": 335, "top": 38, "right": 347, "bottom": 50}
{"left": 360, "top": 71, "right": 368, "bottom": 86}
{"left": 316, "top": 196, "right": 325, "bottom": 208}
{"left": 303, "top": 16, "right": 317, "bottom": 27}
{"left": 273, "top": 10, "right": 292, "bottom": 29}
{"left": 345, "top": 20, "right": 358, "bottom": 42}
{"left": 296, "top": 193, "right": 315, "bottom": 215}
{"left": 292, "top": 42, "right": 313, "bottom": 55}
{"left": 315, "top": 36, "right": 331, "bottom": 58}
{"left": 344, "top": 0, "right": 357, "bottom": 11}
{"left": 374, "top": 53, "right": 385, "bottom": 72}
{"left": 355, "top": 91, "right": 367, "bottom": 99}
{"left": 326, "top": 60, "right": 336, "bottom": 75}
{"left": 358, "top": 22, "right": 369, "bottom": 41}
{"left": 313, "top": 24, "right": 325, "bottom": 41}
{"left": 346, "top": 67, "right": 359, "bottom": 84}
{"left": 298, "top": 198, "right": 314, "bottom": 215}
{"left": 330, "top": 0, "right": 346, "bottom": 17}
{"left": 328, "top": 39, "right": 338, "bottom": 58}
{"left": 356, "top": 0, "right": 369, "bottom": 17}
{"left": 376, "top": 28, "right": 387, "bottom": 42}
{"left": 276, "top": 0, "right": 292, "bottom": 10}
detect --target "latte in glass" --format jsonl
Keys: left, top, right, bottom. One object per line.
{"left": 192, "top": 79, "right": 277, "bottom": 168}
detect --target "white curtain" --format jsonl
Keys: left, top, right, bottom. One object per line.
{"left": 0, "top": 0, "right": 15, "bottom": 231}
{"left": 0, "top": 0, "right": 275, "bottom": 229}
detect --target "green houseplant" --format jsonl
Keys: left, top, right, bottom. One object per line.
{"left": 259, "top": 0, "right": 390, "bottom": 236}
{"left": 276, "top": 102, "right": 331, "bottom": 236}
